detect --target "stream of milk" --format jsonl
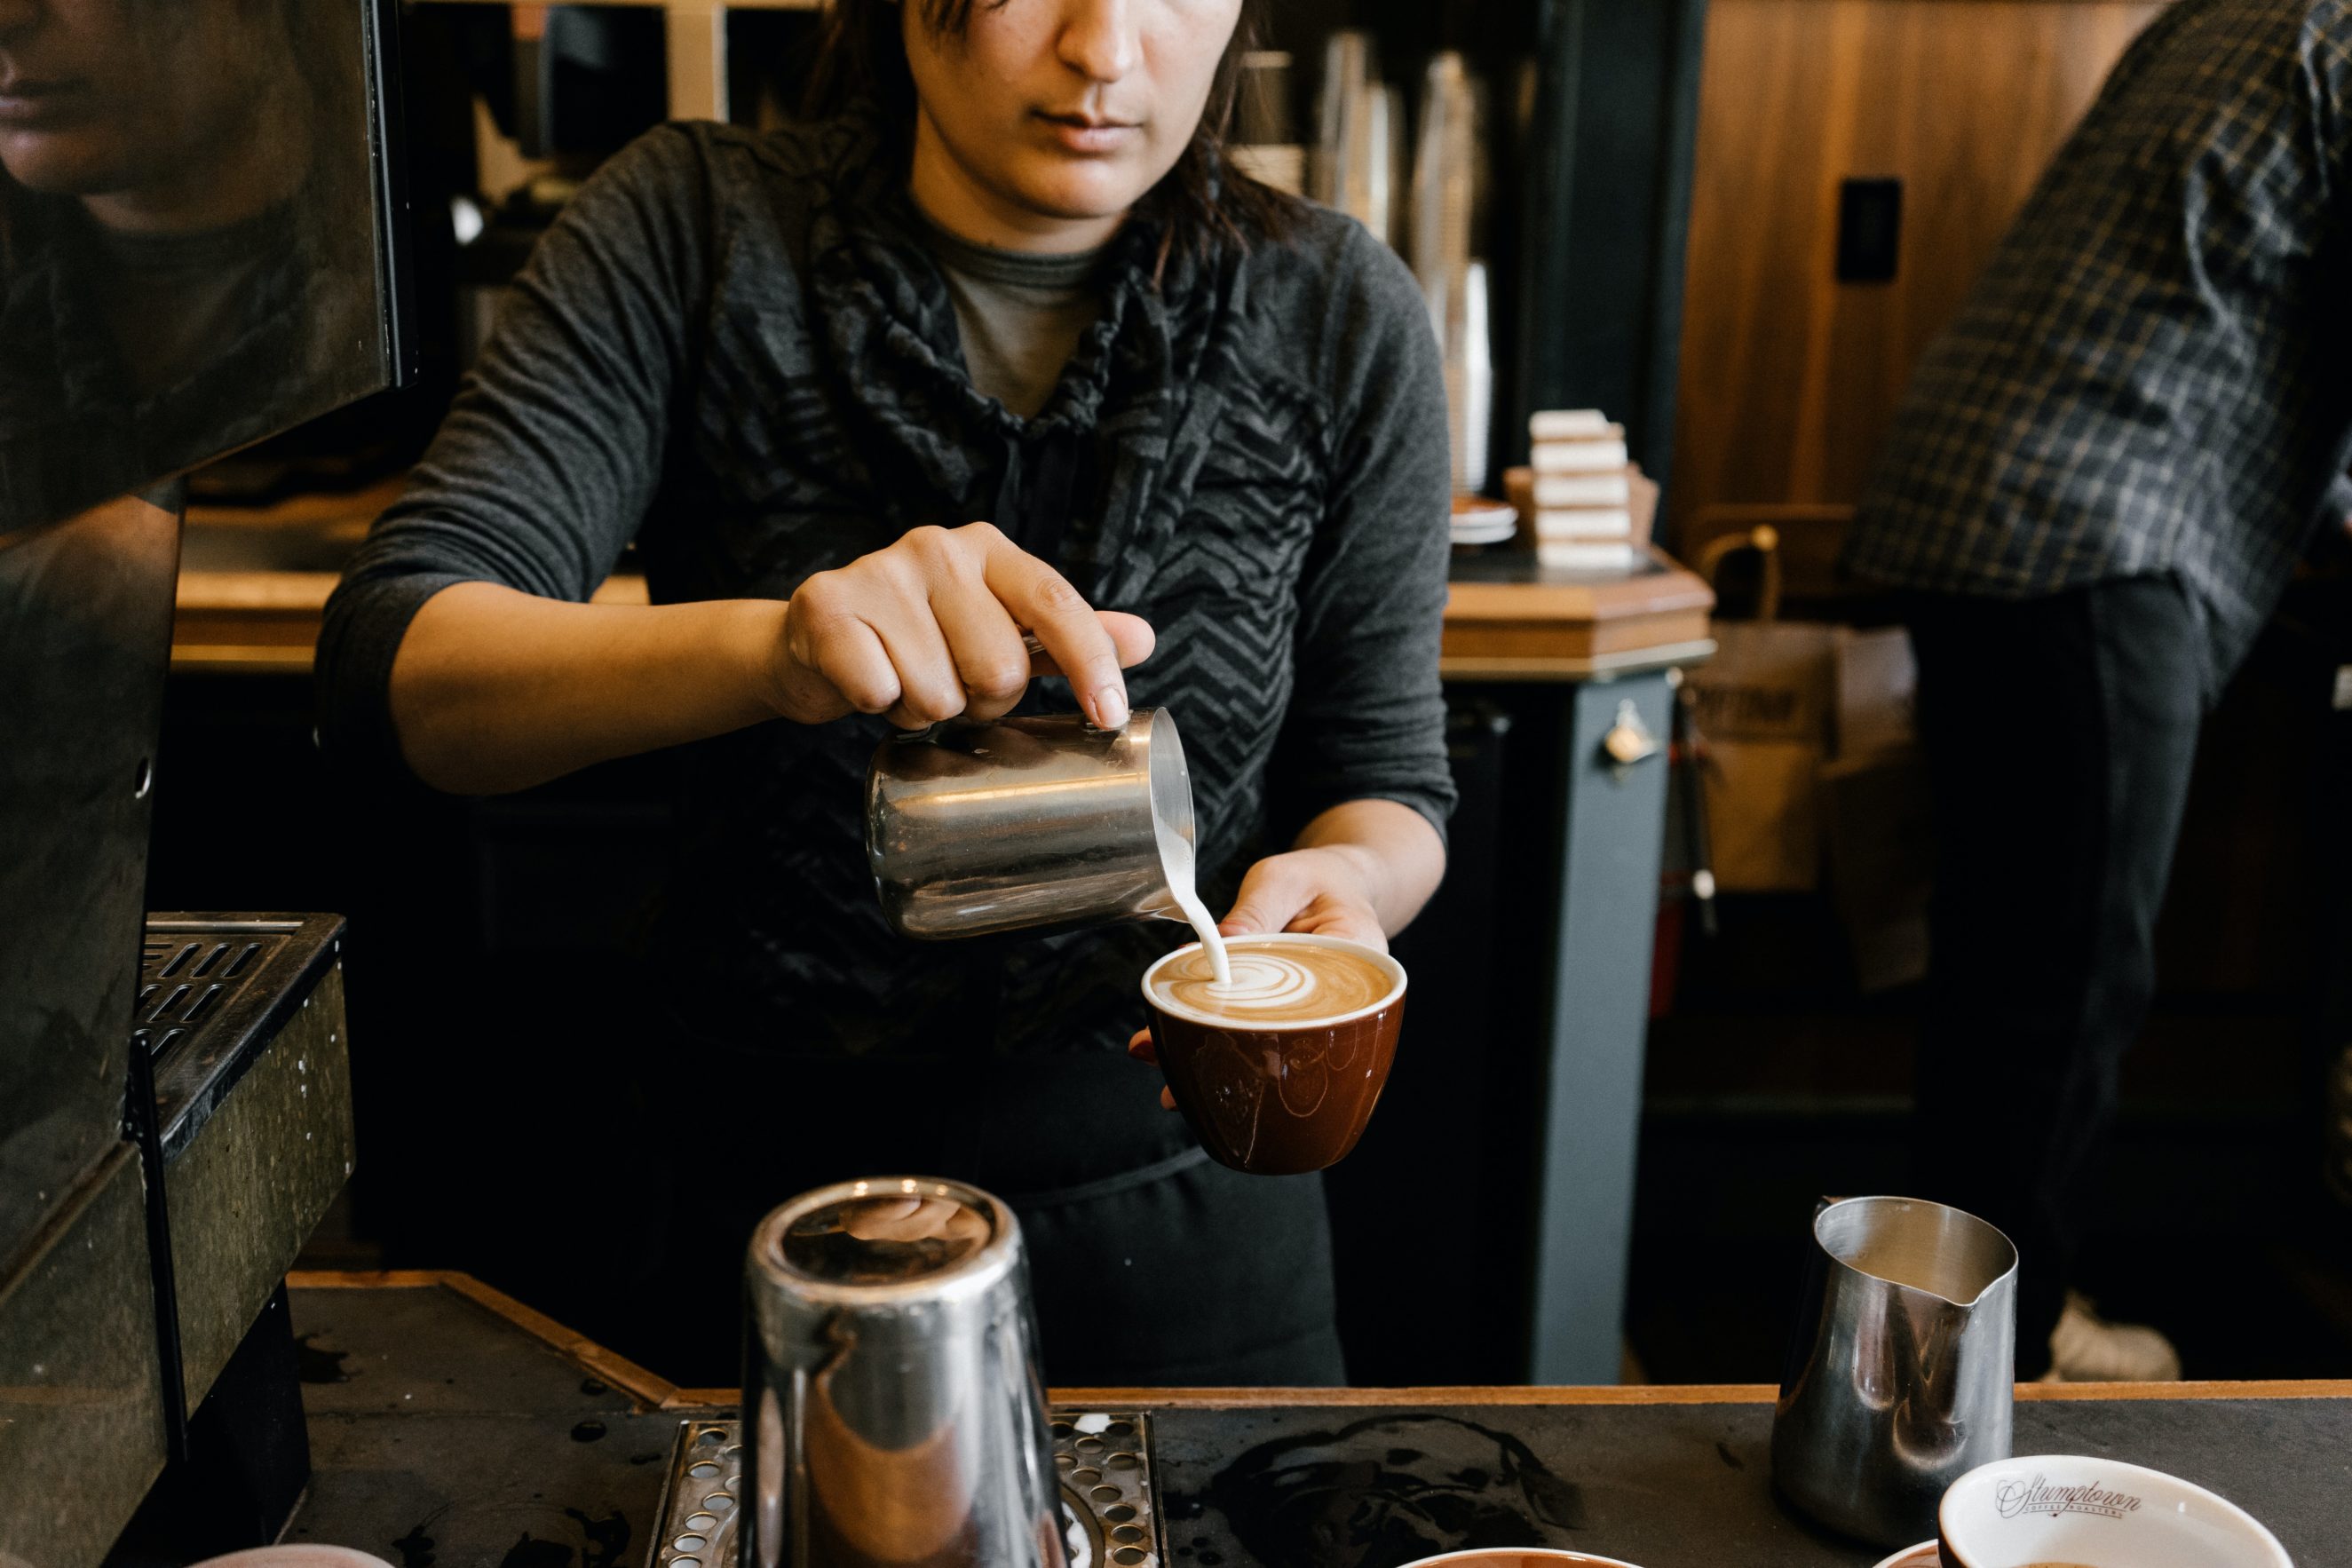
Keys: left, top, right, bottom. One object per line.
{"left": 1154, "top": 809, "right": 1231, "bottom": 985}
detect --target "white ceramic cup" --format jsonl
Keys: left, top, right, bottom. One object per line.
{"left": 1938, "top": 1454, "right": 2291, "bottom": 1567}
{"left": 1395, "top": 1550, "right": 1644, "bottom": 1568}
{"left": 1869, "top": 1547, "right": 1941, "bottom": 1568}
{"left": 188, "top": 1550, "right": 396, "bottom": 1568}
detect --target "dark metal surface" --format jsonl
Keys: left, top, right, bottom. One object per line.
{"left": 110, "top": 1287, "right": 314, "bottom": 1565}
{"left": 0, "top": 1145, "right": 170, "bottom": 1568}
{"left": 1150, "top": 1398, "right": 2349, "bottom": 1568}
{"left": 285, "top": 1282, "right": 698, "bottom": 1566}
{"left": 0, "top": 491, "right": 181, "bottom": 1286}
{"left": 140, "top": 913, "right": 346, "bottom": 1160}
{"left": 165, "top": 951, "right": 353, "bottom": 1406}
{"left": 124, "top": 1033, "right": 194, "bottom": 1467}
{"left": 364, "top": 0, "right": 421, "bottom": 388}
{"left": 280, "top": 1279, "right": 2350, "bottom": 1568}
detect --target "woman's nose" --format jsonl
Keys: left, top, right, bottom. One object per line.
{"left": 1057, "top": 0, "right": 1139, "bottom": 84}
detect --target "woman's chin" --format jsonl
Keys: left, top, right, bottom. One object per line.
{"left": 999, "top": 162, "right": 1158, "bottom": 230}
{"left": 0, "top": 134, "right": 128, "bottom": 201}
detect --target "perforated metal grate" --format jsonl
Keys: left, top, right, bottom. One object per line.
{"left": 646, "top": 1411, "right": 1159, "bottom": 1568}
{"left": 136, "top": 915, "right": 339, "bottom": 1159}
{"left": 138, "top": 926, "right": 292, "bottom": 1047}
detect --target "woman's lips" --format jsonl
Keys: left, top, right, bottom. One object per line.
{"left": 1037, "top": 113, "right": 1137, "bottom": 155}
{"left": 0, "top": 81, "right": 92, "bottom": 128}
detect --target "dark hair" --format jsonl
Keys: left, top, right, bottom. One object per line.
{"left": 804, "top": 0, "right": 1298, "bottom": 275}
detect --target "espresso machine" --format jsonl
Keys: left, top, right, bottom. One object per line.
{"left": 0, "top": 0, "right": 415, "bottom": 1556}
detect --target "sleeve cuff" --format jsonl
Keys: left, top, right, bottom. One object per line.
{"left": 314, "top": 569, "right": 474, "bottom": 788}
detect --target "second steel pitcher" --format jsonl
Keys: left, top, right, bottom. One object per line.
{"left": 1770, "top": 1194, "right": 2019, "bottom": 1546}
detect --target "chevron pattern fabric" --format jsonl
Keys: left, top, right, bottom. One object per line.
{"left": 321, "top": 111, "right": 1455, "bottom": 1064}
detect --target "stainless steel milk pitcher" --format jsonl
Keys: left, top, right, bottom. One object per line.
{"left": 866, "top": 709, "right": 1200, "bottom": 940}
{"left": 742, "top": 1177, "right": 1064, "bottom": 1568}
{"left": 1770, "top": 1195, "right": 2019, "bottom": 1546}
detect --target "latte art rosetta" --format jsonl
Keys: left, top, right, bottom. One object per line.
{"left": 1205, "top": 954, "right": 1322, "bottom": 1010}
{"left": 1151, "top": 940, "right": 1392, "bottom": 1025}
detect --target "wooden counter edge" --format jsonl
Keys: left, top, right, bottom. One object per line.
{"left": 286, "top": 1271, "right": 2352, "bottom": 1412}
{"left": 1049, "top": 1380, "right": 2352, "bottom": 1406}
{"left": 178, "top": 558, "right": 1715, "bottom": 679}
{"left": 1443, "top": 551, "right": 1715, "bottom": 625}
{"left": 180, "top": 566, "right": 1716, "bottom": 623}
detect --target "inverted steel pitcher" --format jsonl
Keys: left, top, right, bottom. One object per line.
{"left": 865, "top": 709, "right": 1201, "bottom": 940}
{"left": 1771, "top": 1195, "right": 2019, "bottom": 1546}
{"left": 742, "top": 1177, "right": 1063, "bottom": 1568}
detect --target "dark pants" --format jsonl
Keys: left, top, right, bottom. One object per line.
{"left": 1905, "top": 576, "right": 2206, "bottom": 1376}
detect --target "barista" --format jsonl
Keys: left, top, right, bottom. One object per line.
{"left": 319, "top": 0, "right": 1453, "bottom": 1385}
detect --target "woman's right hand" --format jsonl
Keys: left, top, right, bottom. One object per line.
{"left": 764, "top": 521, "right": 1155, "bottom": 731}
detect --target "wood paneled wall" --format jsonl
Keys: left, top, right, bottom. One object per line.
{"left": 1667, "top": 0, "right": 2166, "bottom": 563}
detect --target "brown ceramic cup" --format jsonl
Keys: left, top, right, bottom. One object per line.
{"left": 1139, "top": 934, "right": 1408, "bottom": 1176}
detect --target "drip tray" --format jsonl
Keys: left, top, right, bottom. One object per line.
{"left": 647, "top": 1411, "right": 1160, "bottom": 1568}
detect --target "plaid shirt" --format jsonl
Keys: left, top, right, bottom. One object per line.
{"left": 1845, "top": 0, "right": 2352, "bottom": 688}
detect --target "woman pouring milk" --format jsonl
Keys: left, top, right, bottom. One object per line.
{"left": 320, "top": 0, "right": 1451, "bottom": 1384}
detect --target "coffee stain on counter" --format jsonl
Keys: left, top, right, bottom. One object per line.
{"left": 391, "top": 1519, "right": 437, "bottom": 1568}
{"left": 1166, "top": 1414, "right": 1585, "bottom": 1568}
{"left": 296, "top": 1332, "right": 352, "bottom": 1383}
{"left": 492, "top": 1508, "right": 630, "bottom": 1568}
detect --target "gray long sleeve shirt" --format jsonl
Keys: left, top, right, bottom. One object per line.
{"left": 318, "top": 113, "right": 1454, "bottom": 1060}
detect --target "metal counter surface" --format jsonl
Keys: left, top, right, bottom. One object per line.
{"left": 280, "top": 1275, "right": 2349, "bottom": 1568}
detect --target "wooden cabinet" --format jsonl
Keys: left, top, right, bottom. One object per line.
{"left": 1667, "top": 0, "right": 2166, "bottom": 579}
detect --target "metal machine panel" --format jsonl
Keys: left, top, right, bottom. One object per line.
{"left": 0, "top": 492, "right": 179, "bottom": 1286}
{"left": 0, "top": 1145, "right": 169, "bottom": 1568}
{"left": 158, "top": 931, "right": 354, "bottom": 1407}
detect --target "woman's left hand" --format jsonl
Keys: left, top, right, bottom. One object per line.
{"left": 1126, "top": 842, "right": 1399, "bottom": 1106}
{"left": 1214, "top": 843, "right": 1390, "bottom": 950}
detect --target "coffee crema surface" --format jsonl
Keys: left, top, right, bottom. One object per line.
{"left": 1150, "top": 939, "right": 1393, "bottom": 1025}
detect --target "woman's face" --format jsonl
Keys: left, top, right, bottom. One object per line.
{"left": 905, "top": 0, "right": 1243, "bottom": 247}
{"left": 0, "top": 0, "right": 282, "bottom": 210}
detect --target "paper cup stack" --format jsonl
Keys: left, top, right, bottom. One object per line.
{"left": 1521, "top": 409, "right": 1637, "bottom": 571}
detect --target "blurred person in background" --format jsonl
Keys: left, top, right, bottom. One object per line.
{"left": 1846, "top": 0, "right": 2352, "bottom": 1380}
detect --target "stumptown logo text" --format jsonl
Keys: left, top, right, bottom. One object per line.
{"left": 1993, "top": 1474, "right": 2145, "bottom": 1521}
